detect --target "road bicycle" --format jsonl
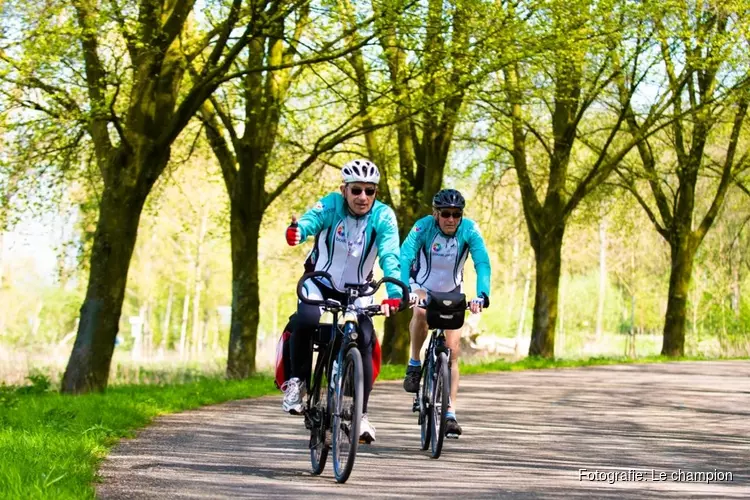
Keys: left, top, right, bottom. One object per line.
{"left": 412, "top": 290, "right": 480, "bottom": 459}
{"left": 298, "top": 270, "right": 408, "bottom": 483}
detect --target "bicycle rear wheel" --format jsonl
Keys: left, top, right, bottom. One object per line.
{"left": 419, "top": 360, "right": 431, "bottom": 450}
{"left": 309, "top": 354, "right": 329, "bottom": 474}
{"left": 430, "top": 352, "right": 450, "bottom": 459}
{"left": 332, "top": 347, "right": 363, "bottom": 483}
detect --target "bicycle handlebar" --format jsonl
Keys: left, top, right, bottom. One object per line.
{"left": 416, "top": 293, "right": 489, "bottom": 310}
{"left": 296, "top": 271, "right": 410, "bottom": 312}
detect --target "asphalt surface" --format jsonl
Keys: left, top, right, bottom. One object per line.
{"left": 97, "top": 361, "right": 750, "bottom": 499}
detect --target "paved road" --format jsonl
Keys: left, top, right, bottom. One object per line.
{"left": 97, "top": 361, "right": 749, "bottom": 499}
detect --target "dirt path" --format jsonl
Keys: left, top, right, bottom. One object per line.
{"left": 97, "top": 361, "right": 750, "bottom": 499}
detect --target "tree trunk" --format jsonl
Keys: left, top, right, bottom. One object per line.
{"left": 191, "top": 210, "right": 208, "bottom": 357}
{"left": 730, "top": 238, "right": 740, "bottom": 317}
{"left": 556, "top": 273, "right": 566, "bottom": 356}
{"left": 515, "top": 258, "right": 532, "bottom": 357}
{"left": 30, "top": 301, "right": 44, "bottom": 338}
{"left": 507, "top": 229, "right": 521, "bottom": 321}
{"left": 661, "top": 239, "right": 696, "bottom": 357}
{"left": 382, "top": 211, "right": 419, "bottom": 364}
{"left": 226, "top": 209, "right": 261, "bottom": 379}
{"left": 528, "top": 227, "right": 564, "bottom": 358}
{"left": 160, "top": 284, "right": 173, "bottom": 357}
{"left": 142, "top": 302, "right": 153, "bottom": 359}
{"left": 382, "top": 313, "right": 411, "bottom": 364}
{"left": 179, "top": 276, "right": 191, "bottom": 360}
{"left": 61, "top": 184, "right": 148, "bottom": 393}
{"left": 595, "top": 219, "right": 607, "bottom": 339}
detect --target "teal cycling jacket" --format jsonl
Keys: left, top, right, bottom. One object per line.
{"left": 400, "top": 215, "right": 491, "bottom": 298}
{"left": 296, "top": 192, "right": 403, "bottom": 298}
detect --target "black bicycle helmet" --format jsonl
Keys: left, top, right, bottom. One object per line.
{"left": 432, "top": 189, "right": 465, "bottom": 209}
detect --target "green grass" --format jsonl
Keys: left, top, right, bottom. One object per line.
{"left": 0, "top": 374, "right": 277, "bottom": 499}
{"left": 2, "top": 354, "right": 748, "bottom": 499}
{"left": 378, "top": 353, "right": 749, "bottom": 379}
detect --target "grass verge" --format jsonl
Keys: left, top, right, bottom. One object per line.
{"left": 0, "top": 374, "right": 276, "bottom": 499}
{"left": 376, "top": 354, "right": 748, "bottom": 380}
{"left": 2, "top": 354, "right": 747, "bottom": 498}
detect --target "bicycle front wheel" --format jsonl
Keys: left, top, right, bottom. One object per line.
{"left": 430, "top": 352, "right": 450, "bottom": 459}
{"left": 309, "top": 357, "right": 329, "bottom": 475}
{"left": 332, "top": 347, "right": 364, "bottom": 483}
{"left": 419, "top": 361, "right": 431, "bottom": 451}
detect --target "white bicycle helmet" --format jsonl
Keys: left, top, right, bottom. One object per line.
{"left": 341, "top": 159, "right": 380, "bottom": 184}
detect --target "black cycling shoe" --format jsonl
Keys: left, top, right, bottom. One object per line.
{"left": 445, "top": 418, "right": 462, "bottom": 439}
{"left": 403, "top": 365, "right": 421, "bottom": 393}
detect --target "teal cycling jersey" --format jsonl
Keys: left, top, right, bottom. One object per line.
{"left": 400, "top": 215, "right": 491, "bottom": 298}
{"left": 296, "top": 192, "right": 403, "bottom": 298}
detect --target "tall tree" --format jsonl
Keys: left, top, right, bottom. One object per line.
{"left": 200, "top": 0, "right": 386, "bottom": 377}
{"left": 616, "top": 2, "right": 750, "bottom": 356}
{"left": 1, "top": 0, "right": 268, "bottom": 391}
{"left": 372, "top": 0, "right": 490, "bottom": 362}
{"left": 490, "top": 0, "right": 676, "bottom": 357}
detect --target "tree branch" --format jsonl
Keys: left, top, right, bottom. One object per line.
{"left": 200, "top": 102, "right": 238, "bottom": 197}
{"left": 71, "top": 0, "right": 114, "bottom": 183}
{"left": 614, "top": 168, "right": 668, "bottom": 238}
{"left": 695, "top": 94, "right": 749, "bottom": 243}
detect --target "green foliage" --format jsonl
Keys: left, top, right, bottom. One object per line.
{"left": 0, "top": 283, "right": 83, "bottom": 347}
{"left": 0, "top": 0, "right": 749, "bottom": 380}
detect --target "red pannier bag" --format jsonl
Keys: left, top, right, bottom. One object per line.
{"left": 275, "top": 319, "right": 383, "bottom": 390}
{"left": 274, "top": 328, "right": 292, "bottom": 390}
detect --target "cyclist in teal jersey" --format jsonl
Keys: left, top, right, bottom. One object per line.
{"left": 283, "top": 159, "right": 403, "bottom": 444}
{"left": 400, "top": 189, "right": 491, "bottom": 438}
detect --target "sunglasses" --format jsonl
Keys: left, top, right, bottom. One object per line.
{"left": 439, "top": 210, "right": 463, "bottom": 219}
{"left": 349, "top": 186, "right": 377, "bottom": 196}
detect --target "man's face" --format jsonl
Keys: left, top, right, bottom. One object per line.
{"left": 434, "top": 207, "right": 462, "bottom": 235}
{"left": 342, "top": 182, "right": 378, "bottom": 215}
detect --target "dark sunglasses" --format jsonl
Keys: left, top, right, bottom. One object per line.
{"left": 350, "top": 186, "right": 377, "bottom": 196}
{"left": 439, "top": 210, "right": 463, "bottom": 219}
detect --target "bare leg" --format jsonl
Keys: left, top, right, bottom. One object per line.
{"left": 445, "top": 327, "right": 461, "bottom": 413}
{"left": 409, "top": 289, "right": 429, "bottom": 362}
{"left": 410, "top": 308, "right": 429, "bottom": 362}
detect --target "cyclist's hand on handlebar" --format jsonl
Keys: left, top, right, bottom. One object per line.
{"left": 286, "top": 215, "right": 301, "bottom": 246}
{"left": 380, "top": 298, "right": 401, "bottom": 317}
{"left": 469, "top": 297, "right": 485, "bottom": 314}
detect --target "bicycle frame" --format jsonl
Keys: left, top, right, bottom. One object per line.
{"left": 297, "top": 270, "right": 409, "bottom": 482}
{"left": 417, "top": 327, "right": 451, "bottom": 417}
{"left": 307, "top": 308, "right": 359, "bottom": 425}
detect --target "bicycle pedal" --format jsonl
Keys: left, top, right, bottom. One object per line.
{"left": 445, "top": 433, "right": 460, "bottom": 440}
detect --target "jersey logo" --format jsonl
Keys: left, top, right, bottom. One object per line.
{"left": 432, "top": 242, "right": 442, "bottom": 252}
{"left": 336, "top": 225, "right": 345, "bottom": 237}
{"left": 313, "top": 201, "right": 324, "bottom": 211}
{"left": 415, "top": 226, "right": 422, "bottom": 232}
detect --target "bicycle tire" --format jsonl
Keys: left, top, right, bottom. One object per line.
{"left": 430, "top": 352, "right": 450, "bottom": 459}
{"left": 332, "top": 347, "right": 363, "bottom": 483}
{"left": 419, "top": 359, "right": 432, "bottom": 450}
{"left": 309, "top": 352, "right": 329, "bottom": 475}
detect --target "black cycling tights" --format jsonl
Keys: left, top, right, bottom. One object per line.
{"left": 290, "top": 294, "right": 375, "bottom": 414}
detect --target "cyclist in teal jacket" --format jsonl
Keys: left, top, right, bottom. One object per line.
{"left": 283, "top": 159, "right": 403, "bottom": 444}
{"left": 400, "top": 189, "right": 491, "bottom": 438}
